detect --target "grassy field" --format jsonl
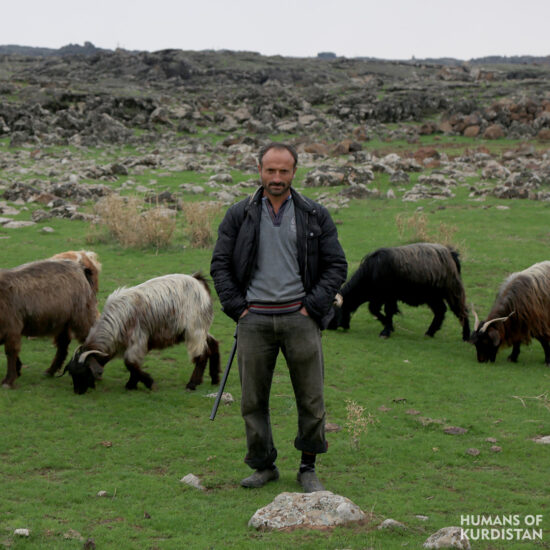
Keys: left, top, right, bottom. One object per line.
{"left": 1, "top": 137, "right": 549, "bottom": 549}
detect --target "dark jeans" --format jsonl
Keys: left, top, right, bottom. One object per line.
{"left": 237, "top": 311, "right": 327, "bottom": 470}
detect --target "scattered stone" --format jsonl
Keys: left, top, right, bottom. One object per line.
{"left": 490, "top": 445, "right": 502, "bottom": 453}
{"left": 533, "top": 435, "right": 550, "bottom": 444}
{"left": 14, "top": 528, "right": 30, "bottom": 537}
{"left": 483, "top": 124, "right": 505, "bottom": 139}
{"left": 378, "top": 518, "right": 407, "bottom": 530}
{"left": 248, "top": 491, "right": 365, "bottom": 531}
{"left": 32, "top": 209, "right": 52, "bottom": 222}
{"left": 180, "top": 473, "right": 206, "bottom": 491}
{"left": 325, "top": 422, "right": 342, "bottom": 432}
{"left": 3, "top": 220, "right": 36, "bottom": 228}
{"left": 466, "top": 448, "right": 480, "bottom": 456}
{"left": 423, "top": 526, "right": 470, "bottom": 549}
{"left": 205, "top": 391, "right": 234, "bottom": 405}
{"left": 96, "top": 490, "right": 108, "bottom": 497}
{"left": 443, "top": 426, "right": 468, "bottom": 435}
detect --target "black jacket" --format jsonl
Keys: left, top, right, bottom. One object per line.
{"left": 210, "top": 187, "right": 347, "bottom": 328}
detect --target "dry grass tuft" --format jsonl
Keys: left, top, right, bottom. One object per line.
{"left": 181, "top": 201, "right": 222, "bottom": 248}
{"left": 395, "top": 212, "right": 463, "bottom": 251}
{"left": 87, "top": 195, "right": 176, "bottom": 250}
{"left": 345, "top": 399, "right": 377, "bottom": 450}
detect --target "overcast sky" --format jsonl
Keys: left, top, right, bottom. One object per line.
{"left": 4, "top": 0, "right": 550, "bottom": 60}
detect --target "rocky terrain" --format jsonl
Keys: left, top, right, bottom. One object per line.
{"left": 1, "top": 45, "right": 550, "bottom": 224}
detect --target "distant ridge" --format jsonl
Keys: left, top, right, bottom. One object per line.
{"left": 0, "top": 41, "right": 109, "bottom": 57}
{"left": 0, "top": 42, "right": 548, "bottom": 65}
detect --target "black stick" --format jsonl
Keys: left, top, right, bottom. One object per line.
{"left": 209, "top": 327, "right": 238, "bottom": 421}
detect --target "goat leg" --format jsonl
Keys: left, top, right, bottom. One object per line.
{"left": 124, "top": 360, "right": 154, "bottom": 390}
{"left": 186, "top": 354, "right": 207, "bottom": 390}
{"left": 16, "top": 357, "right": 23, "bottom": 377}
{"left": 208, "top": 335, "right": 221, "bottom": 385}
{"left": 369, "top": 301, "right": 391, "bottom": 338}
{"left": 536, "top": 338, "right": 550, "bottom": 366}
{"left": 507, "top": 342, "right": 521, "bottom": 363}
{"left": 2, "top": 336, "right": 22, "bottom": 388}
{"left": 425, "top": 299, "right": 446, "bottom": 338}
{"left": 45, "top": 327, "right": 71, "bottom": 376}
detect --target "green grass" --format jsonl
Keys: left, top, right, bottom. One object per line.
{"left": 1, "top": 141, "right": 550, "bottom": 549}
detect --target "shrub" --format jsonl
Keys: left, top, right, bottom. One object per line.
{"left": 87, "top": 195, "right": 176, "bottom": 250}
{"left": 395, "top": 212, "right": 459, "bottom": 247}
{"left": 181, "top": 201, "right": 222, "bottom": 248}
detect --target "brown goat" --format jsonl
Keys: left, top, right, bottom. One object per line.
{"left": 50, "top": 250, "right": 102, "bottom": 294}
{"left": 470, "top": 261, "right": 550, "bottom": 365}
{"left": 0, "top": 259, "right": 98, "bottom": 388}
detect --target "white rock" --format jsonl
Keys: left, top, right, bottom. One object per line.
{"left": 249, "top": 491, "right": 365, "bottom": 530}
{"left": 534, "top": 435, "right": 550, "bottom": 444}
{"left": 424, "top": 526, "right": 470, "bottom": 549}
{"left": 180, "top": 473, "right": 205, "bottom": 491}
{"left": 14, "top": 528, "right": 30, "bottom": 537}
{"left": 206, "top": 391, "right": 234, "bottom": 405}
{"left": 3, "top": 221, "right": 36, "bottom": 229}
{"left": 378, "top": 518, "right": 406, "bottom": 530}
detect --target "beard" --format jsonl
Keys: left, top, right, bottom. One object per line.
{"left": 263, "top": 180, "right": 291, "bottom": 197}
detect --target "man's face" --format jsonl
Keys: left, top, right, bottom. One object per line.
{"left": 258, "top": 148, "right": 296, "bottom": 199}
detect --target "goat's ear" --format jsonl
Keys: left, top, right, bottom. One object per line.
{"left": 488, "top": 328, "right": 501, "bottom": 348}
{"left": 88, "top": 357, "right": 104, "bottom": 380}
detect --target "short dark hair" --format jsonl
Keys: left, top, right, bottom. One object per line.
{"left": 258, "top": 142, "right": 298, "bottom": 169}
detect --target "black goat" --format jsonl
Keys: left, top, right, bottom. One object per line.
{"left": 328, "top": 243, "right": 470, "bottom": 340}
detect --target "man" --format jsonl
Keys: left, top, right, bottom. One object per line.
{"left": 210, "top": 142, "right": 347, "bottom": 492}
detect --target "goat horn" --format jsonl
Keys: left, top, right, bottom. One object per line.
{"left": 334, "top": 293, "right": 343, "bottom": 307}
{"left": 78, "top": 349, "right": 108, "bottom": 364}
{"left": 472, "top": 307, "right": 480, "bottom": 331}
{"left": 479, "top": 311, "right": 515, "bottom": 333}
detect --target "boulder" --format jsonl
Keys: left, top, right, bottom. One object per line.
{"left": 483, "top": 124, "right": 505, "bottom": 139}
{"left": 248, "top": 491, "right": 365, "bottom": 531}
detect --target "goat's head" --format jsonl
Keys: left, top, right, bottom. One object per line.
{"left": 65, "top": 348, "right": 108, "bottom": 394}
{"left": 469, "top": 310, "right": 514, "bottom": 363}
{"left": 327, "top": 293, "right": 351, "bottom": 330}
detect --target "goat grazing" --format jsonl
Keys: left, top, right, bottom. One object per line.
{"left": 0, "top": 259, "right": 98, "bottom": 388}
{"left": 50, "top": 250, "right": 102, "bottom": 294}
{"left": 470, "top": 261, "right": 550, "bottom": 366}
{"left": 65, "top": 273, "right": 220, "bottom": 394}
{"left": 328, "top": 242, "right": 470, "bottom": 340}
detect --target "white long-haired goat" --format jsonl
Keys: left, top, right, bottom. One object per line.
{"left": 65, "top": 273, "right": 220, "bottom": 394}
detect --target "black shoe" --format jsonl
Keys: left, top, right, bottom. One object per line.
{"left": 297, "top": 470, "right": 325, "bottom": 492}
{"left": 241, "top": 467, "right": 279, "bottom": 488}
